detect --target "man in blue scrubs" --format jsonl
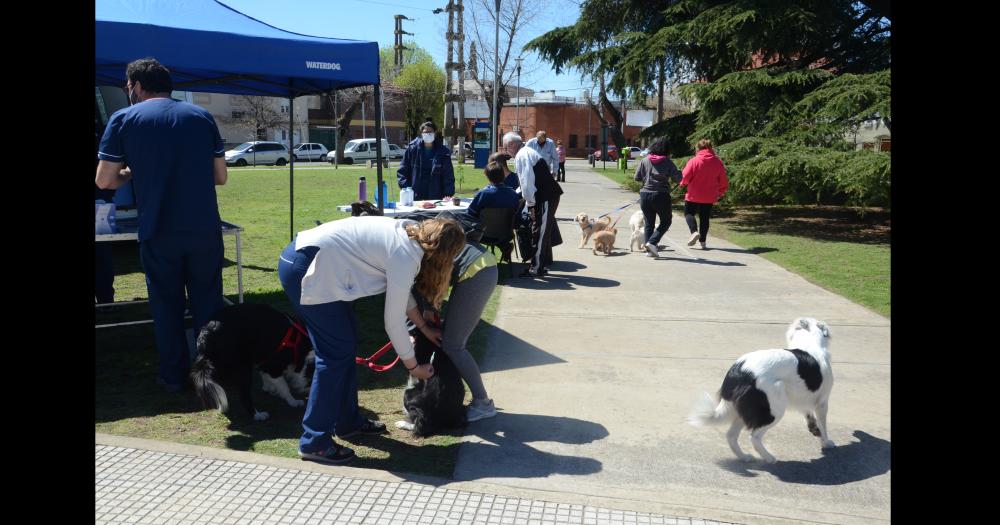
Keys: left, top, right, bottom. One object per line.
{"left": 96, "top": 58, "right": 229, "bottom": 392}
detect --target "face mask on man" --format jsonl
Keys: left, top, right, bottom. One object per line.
{"left": 422, "top": 133, "right": 435, "bottom": 144}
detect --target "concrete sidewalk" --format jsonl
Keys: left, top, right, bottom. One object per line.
{"left": 453, "top": 159, "right": 890, "bottom": 524}
{"left": 96, "top": 434, "right": 736, "bottom": 525}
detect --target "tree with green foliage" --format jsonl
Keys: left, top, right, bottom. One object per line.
{"left": 394, "top": 59, "right": 446, "bottom": 139}
{"left": 529, "top": 0, "right": 891, "bottom": 207}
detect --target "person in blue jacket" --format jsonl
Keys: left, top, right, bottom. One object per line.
{"left": 465, "top": 154, "right": 519, "bottom": 220}
{"left": 397, "top": 121, "right": 455, "bottom": 201}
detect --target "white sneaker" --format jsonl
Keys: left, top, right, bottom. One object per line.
{"left": 644, "top": 251, "right": 653, "bottom": 257}
{"left": 466, "top": 399, "right": 497, "bottom": 422}
{"left": 644, "top": 242, "right": 659, "bottom": 257}
{"left": 687, "top": 232, "right": 700, "bottom": 246}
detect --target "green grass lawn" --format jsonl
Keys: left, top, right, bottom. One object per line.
{"left": 593, "top": 166, "right": 890, "bottom": 318}
{"left": 96, "top": 163, "right": 503, "bottom": 479}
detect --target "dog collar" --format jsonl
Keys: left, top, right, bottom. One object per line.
{"left": 582, "top": 223, "right": 593, "bottom": 231}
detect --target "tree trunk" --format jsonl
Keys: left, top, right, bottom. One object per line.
{"left": 328, "top": 91, "right": 367, "bottom": 163}
{"left": 656, "top": 58, "right": 665, "bottom": 123}
{"left": 599, "top": 93, "right": 627, "bottom": 150}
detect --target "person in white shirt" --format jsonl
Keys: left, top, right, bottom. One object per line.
{"left": 506, "top": 132, "right": 564, "bottom": 277}
{"left": 278, "top": 216, "right": 466, "bottom": 465}
{"left": 525, "top": 130, "right": 560, "bottom": 176}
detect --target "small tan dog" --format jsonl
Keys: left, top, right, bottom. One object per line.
{"left": 592, "top": 228, "right": 618, "bottom": 255}
{"left": 576, "top": 213, "right": 612, "bottom": 248}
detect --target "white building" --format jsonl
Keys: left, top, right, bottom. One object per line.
{"left": 174, "top": 91, "right": 321, "bottom": 149}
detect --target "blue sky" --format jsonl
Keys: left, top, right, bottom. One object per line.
{"left": 220, "top": 0, "right": 594, "bottom": 99}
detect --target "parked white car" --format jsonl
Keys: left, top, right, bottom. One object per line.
{"left": 292, "top": 142, "right": 329, "bottom": 162}
{"left": 334, "top": 138, "right": 391, "bottom": 164}
{"left": 387, "top": 143, "right": 405, "bottom": 159}
{"left": 625, "top": 146, "right": 641, "bottom": 159}
{"left": 225, "top": 141, "right": 289, "bottom": 166}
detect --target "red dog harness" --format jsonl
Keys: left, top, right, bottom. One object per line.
{"left": 260, "top": 320, "right": 310, "bottom": 368}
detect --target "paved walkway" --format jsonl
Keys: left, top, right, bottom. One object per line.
{"left": 96, "top": 435, "right": 735, "bottom": 525}
{"left": 453, "top": 160, "right": 890, "bottom": 524}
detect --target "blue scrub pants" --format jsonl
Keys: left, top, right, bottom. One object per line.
{"left": 139, "top": 231, "right": 225, "bottom": 387}
{"left": 278, "top": 241, "right": 366, "bottom": 454}
{"left": 95, "top": 243, "right": 115, "bottom": 303}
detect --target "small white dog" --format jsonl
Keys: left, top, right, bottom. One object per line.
{"left": 688, "top": 317, "right": 834, "bottom": 463}
{"left": 628, "top": 211, "right": 646, "bottom": 252}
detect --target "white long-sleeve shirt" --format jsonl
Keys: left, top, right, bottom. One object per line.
{"left": 294, "top": 216, "right": 423, "bottom": 360}
{"left": 525, "top": 137, "right": 559, "bottom": 176}
{"left": 514, "top": 146, "right": 544, "bottom": 207}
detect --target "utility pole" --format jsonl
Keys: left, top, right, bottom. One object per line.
{"left": 443, "top": 1, "right": 455, "bottom": 155}
{"left": 455, "top": 0, "right": 466, "bottom": 164}
{"left": 394, "top": 15, "right": 413, "bottom": 77}
{"left": 491, "top": 0, "right": 500, "bottom": 155}
{"left": 514, "top": 56, "right": 523, "bottom": 133}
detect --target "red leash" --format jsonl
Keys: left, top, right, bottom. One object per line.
{"left": 355, "top": 342, "right": 400, "bottom": 372}
{"left": 358, "top": 313, "right": 441, "bottom": 372}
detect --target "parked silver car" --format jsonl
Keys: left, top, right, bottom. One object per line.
{"left": 225, "top": 141, "right": 290, "bottom": 166}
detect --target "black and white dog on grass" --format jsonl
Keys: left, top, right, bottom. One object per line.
{"left": 395, "top": 325, "right": 467, "bottom": 437}
{"left": 688, "top": 317, "right": 834, "bottom": 463}
{"left": 190, "top": 303, "right": 315, "bottom": 421}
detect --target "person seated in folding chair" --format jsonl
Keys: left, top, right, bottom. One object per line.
{"left": 465, "top": 155, "right": 519, "bottom": 221}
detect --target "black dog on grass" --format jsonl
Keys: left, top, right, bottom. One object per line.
{"left": 190, "top": 303, "right": 315, "bottom": 421}
{"left": 398, "top": 325, "right": 467, "bottom": 437}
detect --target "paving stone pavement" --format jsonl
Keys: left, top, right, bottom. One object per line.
{"left": 96, "top": 444, "right": 739, "bottom": 525}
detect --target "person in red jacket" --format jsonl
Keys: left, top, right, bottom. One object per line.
{"left": 679, "top": 139, "right": 729, "bottom": 249}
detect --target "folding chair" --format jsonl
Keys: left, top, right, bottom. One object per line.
{"left": 478, "top": 207, "right": 517, "bottom": 277}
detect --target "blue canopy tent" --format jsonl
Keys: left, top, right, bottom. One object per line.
{"left": 96, "top": 0, "right": 385, "bottom": 240}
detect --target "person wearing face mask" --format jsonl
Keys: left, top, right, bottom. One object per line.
{"left": 396, "top": 121, "right": 455, "bottom": 201}
{"left": 96, "top": 57, "right": 228, "bottom": 393}
{"left": 525, "top": 131, "right": 560, "bottom": 178}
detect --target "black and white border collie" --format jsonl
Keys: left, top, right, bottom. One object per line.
{"left": 190, "top": 303, "right": 315, "bottom": 422}
{"left": 396, "top": 325, "right": 467, "bottom": 437}
{"left": 688, "top": 317, "right": 834, "bottom": 463}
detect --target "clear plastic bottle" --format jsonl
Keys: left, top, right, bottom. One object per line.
{"left": 400, "top": 187, "right": 414, "bottom": 206}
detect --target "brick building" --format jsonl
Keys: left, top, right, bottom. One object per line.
{"left": 483, "top": 94, "right": 646, "bottom": 158}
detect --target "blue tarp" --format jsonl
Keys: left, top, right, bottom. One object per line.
{"left": 96, "top": 0, "right": 380, "bottom": 97}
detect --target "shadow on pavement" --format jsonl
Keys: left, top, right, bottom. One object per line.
{"left": 479, "top": 324, "right": 566, "bottom": 373}
{"left": 716, "top": 430, "right": 890, "bottom": 485}
{"left": 703, "top": 247, "right": 779, "bottom": 255}
{"left": 503, "top": 273, "right": 621, "bottom": 290}
{"left": 449, "top": 411, "right": 608, "bottom": 481}
{"left": 653, "top": 256, "right": 747, "bottom": 267}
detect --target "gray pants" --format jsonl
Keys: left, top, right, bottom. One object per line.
{"left": 441, "top": 264, "right": 496, "bottom": 400}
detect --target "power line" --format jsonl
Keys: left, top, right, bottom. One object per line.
{"left": 348, "top": 0, "right": 437, "bottom": 12}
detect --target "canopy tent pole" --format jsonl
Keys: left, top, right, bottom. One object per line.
{"left": 289, "top": 88, "right": 295, "bottom": 241}
{"left": 374, "top": 84, "right": 384, "bottom": 214}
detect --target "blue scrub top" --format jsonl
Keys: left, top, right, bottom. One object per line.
{"left": 99, "top": 98, "right": 224, "bottom": 241}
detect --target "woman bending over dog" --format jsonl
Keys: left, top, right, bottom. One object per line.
{"left": 278, "top": 216, "right": 466, "bottom": 465}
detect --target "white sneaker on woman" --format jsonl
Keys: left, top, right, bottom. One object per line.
{"left": 687, "top": 232, "right": 700, "bottom": 246}
{"left": 466, "top": 399, "right": 497, "bottom": 422}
